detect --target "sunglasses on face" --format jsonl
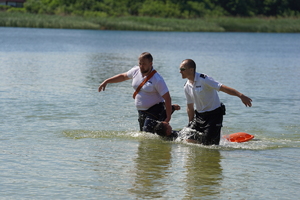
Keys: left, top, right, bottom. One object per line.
{"left": 180, "top": 68, "right": 186, "bottom": 71}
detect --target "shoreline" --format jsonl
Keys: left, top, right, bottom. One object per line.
{"left": 1, "top": 12, "right": 300, "bottom": 33}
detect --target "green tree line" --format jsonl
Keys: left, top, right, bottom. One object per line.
{"left": 3, "top": 0, "right": 300, "bottom": 18}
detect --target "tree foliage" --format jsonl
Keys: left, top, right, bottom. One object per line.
{"left": 21, "top": 0, "right": 300, "bottom": 18}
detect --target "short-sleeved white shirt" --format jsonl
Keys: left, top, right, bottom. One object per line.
{"left": 127, "top": 66, "right": 169, "bottom": 110}
{"left": 184, "top": 72, "right": 222, "bottom": 113}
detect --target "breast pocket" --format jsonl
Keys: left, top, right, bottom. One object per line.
{"left": 142, "top": 81, "right": 155, "bottom": 92}
{"left": 194, "top": 86, "right": 203, "bottom": 94}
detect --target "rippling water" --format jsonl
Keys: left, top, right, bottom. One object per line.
{"left": 0, "top": 27, "right": 299, "bottom": 199}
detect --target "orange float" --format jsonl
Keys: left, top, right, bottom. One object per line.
{"left": 223, "top": 132, "right": 254, "bottom": 143}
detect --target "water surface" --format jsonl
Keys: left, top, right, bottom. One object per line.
{"left": 0, "top": 27, "right": 299, "bottom": 199}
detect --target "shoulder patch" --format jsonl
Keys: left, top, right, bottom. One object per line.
{"left": 200, "top": 74, "right": 207, "bottom": 79}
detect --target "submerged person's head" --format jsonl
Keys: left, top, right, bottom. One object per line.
{"left": 154, "top": 121, "right": 172, "bottom": 137}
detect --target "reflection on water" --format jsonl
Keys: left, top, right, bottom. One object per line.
{"left": 183, "top": 147, "right": 222, "bottom": 198}
{"left": 129, "top": 140, "right": 172, "bottom": 199}
{"left": 129, "top": 140, "right": 223, "bottom": 199}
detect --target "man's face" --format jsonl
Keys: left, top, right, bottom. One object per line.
{"left": 179, "top": 63, "right": 188, "bottom": 79}
{"left": 179, "top": 62, "right": 194, "bottom": 79}
{"left": 139, "top": 58, "right": 152, "bottom": 74}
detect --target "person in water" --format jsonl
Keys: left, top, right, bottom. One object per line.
{"left": 147, "top": 104, "right": 181, "bottom": 134}
{"left": 154, "top": 120, "right": 203, "bottom": 144}
{"left": 98, "top": 52, "right": 173, "bottom": 133}
{"left": 178, "top": 59, "right": 252, "bottom": 145}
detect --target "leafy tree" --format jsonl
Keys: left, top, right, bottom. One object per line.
{"left": 139, "top": 0, "right": 181, "bottom": 18}
{"left": 22, "top": 0, "right": 300, "bottom": 18}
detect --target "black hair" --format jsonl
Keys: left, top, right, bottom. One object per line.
{"left": 154, "top": 121, "right": 167, "bottom": 136}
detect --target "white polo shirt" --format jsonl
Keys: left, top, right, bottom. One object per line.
{"left": 127, "top": 66, "right": 169, "bottom": 110}
{"left": 184, "top": 72, "right": 222, "bottom": 113}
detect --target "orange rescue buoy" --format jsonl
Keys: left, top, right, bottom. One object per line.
{"left": 223, "top": 132, "right": 254, "bottom": 143}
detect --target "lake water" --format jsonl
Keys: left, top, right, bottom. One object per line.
{"left": 0, "top": 27, "right": 299, "bottom": 199}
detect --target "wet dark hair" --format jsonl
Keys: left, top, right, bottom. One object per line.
{"left": 154, "top": 121, "right": 167, "bottom": 136}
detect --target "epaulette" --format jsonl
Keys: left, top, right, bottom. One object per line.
{"left": 200, "top": 74, "right": 207, "bottom": 79}
{"left": 184, "top": 80, "right": 188, "bottom": 86}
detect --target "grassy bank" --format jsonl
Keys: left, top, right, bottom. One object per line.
{"left": 1, "top": 12, "right": 300, "bottom": 32}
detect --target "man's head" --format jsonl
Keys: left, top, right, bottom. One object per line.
{"left": 179, "top": 59, "right": 196, "bottom": 79}
{"left": 154, "top": 121, "right": 172, "bottom": 137}
{"left": 139, "top": 52, "right": 153, "bottom": 75}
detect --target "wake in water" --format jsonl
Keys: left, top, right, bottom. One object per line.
{"left": 62, "top": 129, "right": 299, "bottom": 150}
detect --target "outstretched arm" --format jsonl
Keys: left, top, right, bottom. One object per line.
{"left": 98, "top": 73, "right": 130, "bottom": 92}
{"left": 220, "top": 85, "right": 252, "bottom": 107}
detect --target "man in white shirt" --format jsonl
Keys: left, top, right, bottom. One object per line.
{"left": 179, "top": 59, "right": 252, "bottom": 145}
{"left": 98, "top": 52, "right": 172, "bottom": 133}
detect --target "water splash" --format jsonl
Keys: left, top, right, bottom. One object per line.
{"left": 62, "top": 129, "right": 300, "bottom": 150}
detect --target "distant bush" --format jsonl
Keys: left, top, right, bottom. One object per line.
{"left": 1, "top": 12, "right": 300, "bottom": 32}
{"left": 138, "top": 0, "right": 181, "bottom": 18}
{"left": 6, "top": 7, "right": 26, "bottom": 13}
{"left": 0, "top": 5, "right": 10, "bottom": 11}
{"left": 2, "top": 0, "right": 300, "bottom": 19}
{"left": 83, "top": 11, "right": 107, "bottom": 18}
{"left": 19, "top": 0, "right": 300, "bottom": 18}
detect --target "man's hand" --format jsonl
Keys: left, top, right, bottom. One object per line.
{"left": 240, "top": 94, "right": 252, "bottom": 107}
{"left": 98, "top": 81, "right": 107, "bottom": 92}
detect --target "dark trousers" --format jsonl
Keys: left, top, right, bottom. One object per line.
{"left": 188, "top": 105, "right": 225, "bottom": 145}
{"left": 138, "top": 102, "right": 166, "bottom": 133}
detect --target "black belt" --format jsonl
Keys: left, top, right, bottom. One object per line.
{"left": 195, "top": 106, "right": 222, "bottom": 116}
